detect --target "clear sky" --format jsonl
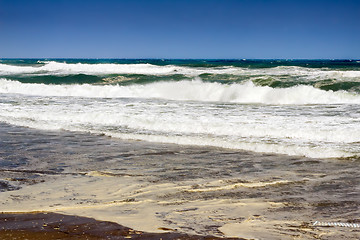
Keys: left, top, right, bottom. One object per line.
{"left": 0, "top": 0, "right": 359, "bottom": 59}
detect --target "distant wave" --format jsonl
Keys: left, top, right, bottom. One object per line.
{"left": 1, "top": 61, "right": 360, "bottom": 80}
{"left": 0, "top": 61, "right": 233, "bottom": 76}
{"left": 1, "top": 78, "right": 359, "bottom": 105}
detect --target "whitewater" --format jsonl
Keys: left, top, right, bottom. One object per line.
{"left": 1, "top": 59, "right": 360, "bottom": 158}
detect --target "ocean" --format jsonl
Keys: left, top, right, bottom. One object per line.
{"left": 0, "top": 59, "right": 359, "bottom": 239}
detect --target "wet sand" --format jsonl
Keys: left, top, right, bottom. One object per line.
{"left": 0, "top": 212, "right": 242, "bottom": 240}
{"left": 0, "top": 123, "right": 360, "bottom": 239}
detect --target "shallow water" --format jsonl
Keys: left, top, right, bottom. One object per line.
{"left": 0, "top": 123, "right": 359, "bottom": 239}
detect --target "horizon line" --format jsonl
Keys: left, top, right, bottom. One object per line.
{"left": 1, "top": 58, "right": 360, "bottom": 61}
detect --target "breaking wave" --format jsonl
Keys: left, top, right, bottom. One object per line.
{"left": 1, "top": 78, "right": 359, "bottom": 105}
{"left": 1, "top": 61, "right": 360, "bottom": 80}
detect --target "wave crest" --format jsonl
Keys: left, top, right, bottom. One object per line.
{"left": 1, "top": 78, "right": 359, "bottom": 105}
{"left": 1, "top": 61, "right": 360, "bottom": 81}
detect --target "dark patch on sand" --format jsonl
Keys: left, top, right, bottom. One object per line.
{"left": 0, "top": 212, "right": 244, "bottom": 240}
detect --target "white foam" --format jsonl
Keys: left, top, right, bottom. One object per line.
{"left": 1, "top": 90, "right": 359, "bottom": 158}
{"left": 1, "top": 78, "right": 359, "bottom": 105}
{"left": 0, "top": 116, "right": 355, "bottom": 158}
{"left": 1, "top": 78, "right": 360, "bottom": 159}
{"left": 269, "top": 66, "right": 360, "bottom": 79}
{"left": 0, "top": 61, "right": 235, "bottom": 76}
{"left": 1, "top": 62, "right": 360, "bottom": 81}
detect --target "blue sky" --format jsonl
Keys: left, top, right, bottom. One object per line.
{"left": 0, "top": 0, "right": 359, "bottom": 59}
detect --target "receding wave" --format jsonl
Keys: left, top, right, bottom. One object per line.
{"left": 1, "top": 78, "right": 359, "bottom": 105}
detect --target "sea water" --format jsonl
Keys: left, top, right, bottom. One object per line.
{"left": 0, "top": 59, "right": 360, "bottom": 158}
{"left": 0, "top": 59, "right": 360, "bottom": 239}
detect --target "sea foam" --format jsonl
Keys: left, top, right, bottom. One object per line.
{"left": 1, "top": 62, "right": 360, "bottom": 81}
{"left": 1, "top": 78, "right": 359, "bottom": 105}
{"left": 0, "top": 62, "right": 231, "bottom": 76}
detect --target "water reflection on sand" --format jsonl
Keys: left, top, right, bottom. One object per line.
{"left": 0, "top": 123, "right": 359, "bottom": 239}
